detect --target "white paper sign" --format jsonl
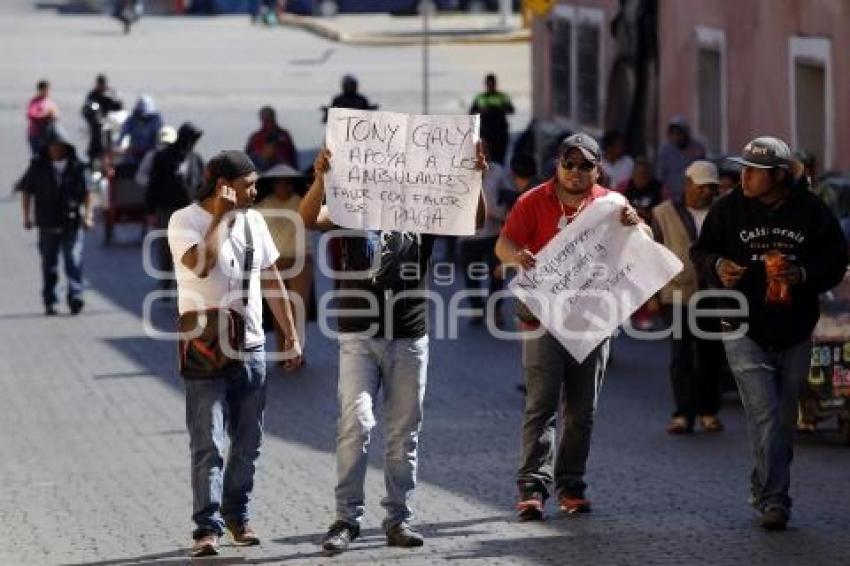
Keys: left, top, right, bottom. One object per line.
{"left": 508, "top": 194, "right": 684, "bottom": 362}
{"left": 324, "top": 108, "right": 481, "bottom": 235}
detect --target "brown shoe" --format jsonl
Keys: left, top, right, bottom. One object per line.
{"left": 698, "top": 415, "right": 724, "bottom": 432}
{"left": 191, "top": 534, "right": 219, "bottom": 557}
{"left": 226, "top": 522, "right": 260, "bottom": 546}
{"left": 666, "top": 416, "right": 693, "bottom": 434}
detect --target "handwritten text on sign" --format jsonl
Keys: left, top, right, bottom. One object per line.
{"left": 508, "top": 194, "right": 684, "bottom": 362}
{"left": 324, "top": 108, "right": 481, "bottom": 235}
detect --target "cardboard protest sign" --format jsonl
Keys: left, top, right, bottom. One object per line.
{"left": 508, "top": 193, "right": 684, "bottom": 362}
{"left": 324, "top": 108, "right": 481, "bottom": 235}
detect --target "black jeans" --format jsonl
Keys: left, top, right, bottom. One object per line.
{"left": 662, "top": 304, "right": 724, "bottom": 421}
{"left": 517, "top": 333, "right": 609, "bottom": 499}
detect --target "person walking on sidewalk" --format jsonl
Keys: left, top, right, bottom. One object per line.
{"left": 321, "top": 75, "right": 378, "bottom": 123}
{"left": 495, "top": 133, "right": 647, "bottom": 520}
{"left": 300, "top": 147, "right": 486, "bottom": 556}
{"left": 146, "top": 122, "right": 204, "bottom": 293}
{"left": 651, "top": 160, "right": 725, "bottom": 434}
{"left": 168, "top": 150, "right": 303, "bottom": 557}
{"left": 459, "top": 141, "right": 516, "bottom": 327}
{"left": 692, "top": 136, "right": 847, "bottom": 531}
{"left": 469, "top": 73, "right": 514, "bottom": 165}
{"left": 19, "top": 128, "right": 93, "bottom": 316}
{"left": 81, "top": 74, "right": 123, "bottom": 163}
{"left": 656, "top": 116, "right": 705, "bottom": 201}
{"left": 26, "top": 80, "right": 60, "bottom": 155}
{"left": 245, "top": 106, "right": 299, "bottom": 171}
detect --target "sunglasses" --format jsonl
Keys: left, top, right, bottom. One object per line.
{"left": 560, "top": 157, "right": 595, "bottom": 172}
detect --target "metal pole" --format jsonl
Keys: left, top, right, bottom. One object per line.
{"left": 422, "top": 3, "right": 430, "bottom": 114}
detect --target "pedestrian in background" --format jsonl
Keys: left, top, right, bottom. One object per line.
{"left": 118, "top": 94, "right": 163, "bottom": 168}
{"left": 81, "top": 74, "right": 123, "bottom": 163}
{"left": 168, "top": 150, "right": 302, "bottom": 557}
{"left": 145, "top": 122, "right": 204, "bottom": 293}
{"left": 18, "top": 128, "right": 93, "bottom": 316}
{"left": 651, "top": 160, "right": 725, "bottom": 434}
{"left": 656, "top": 116, "right": 705, "bottom": 201}
{"left": 469, "top": 73, "right": 514, "bottom": 165}
{"left": 621, "top": 158, "right": 663, "bottom": 222}
{"left": 460, "top": 141, "right": 515, "bottom": 327}
{"left": 27, "top": 80, "right": 60, "bottom": 155}
{"left": 599, "top": 130, "right": 634, "bottom": 190}
{"left": 245, "top": 106, "right": 299, "bottom": 171}
{"left": 322, "top": 74, "right": 378, "bottom": 123}
{"left": 717, "top": 165, "right": 740, "bottom": 197}
{"left": 254, "top": 163, "right": 313, "bottom": 357}
{"left": 692, "top": 136, "right": 847, "bottom": 531}
{"left": 508, "top": 152, "right": 539, "bottom": 199}
{"left": 495, "top": 133, "right": 647, "bottom": 521}
{"left": 135, "top": 124, "right": 177, "bottom": 189}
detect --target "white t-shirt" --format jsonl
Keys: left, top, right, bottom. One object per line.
{"left": 168, "top": 203, "right": 280, "bottom": 348}
{"left": 687, "top": 206, "right": 709, "bottom": 236}
{"left": 601, "top": 155, "right": 634, "bottom": 190}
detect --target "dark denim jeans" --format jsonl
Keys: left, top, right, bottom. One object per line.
{"left": 184, "top": 347, "right": 266, "bottom": 539}
{"left": 723, "top": 335, "right": 811, "bottom": 513}
{"left": 38, "top": 228, "right": 84, "bottom": 307}
{"left": 517, "top": 332, "right": 609, "bottom": 500}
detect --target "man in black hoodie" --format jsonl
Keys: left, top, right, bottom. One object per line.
{"left": 691, "top": 136, "right": 847, "bottom": 531}
{"left": 19, "top": 128, "right": 93, "bottom": 315}
{"left": 145, "top": 122, "right": 204, "bottom": 292}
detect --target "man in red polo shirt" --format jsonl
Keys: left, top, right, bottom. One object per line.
{"left": 496, "top": 133, "right": 644, "bottom": 520}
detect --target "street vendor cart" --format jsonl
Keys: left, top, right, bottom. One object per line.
{"left": 801, "top": 268, "right": 850, "bottom": 444}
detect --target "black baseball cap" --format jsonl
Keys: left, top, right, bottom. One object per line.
{"left": 728, "top": 136, "right": 792, "bottom": 170}
{"left": 558, "top": 133, "right": 601, "bottom": 163}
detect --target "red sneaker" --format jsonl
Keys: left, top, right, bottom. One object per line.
{"left": 559, "top": 496, "right": 591, "bottom": 514}
{"left": 516, "top": 493, "right": 545, "bottom": 521}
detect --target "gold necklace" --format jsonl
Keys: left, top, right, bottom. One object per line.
{"left": 558, "top": 194, "right": 589, "bottom": 229}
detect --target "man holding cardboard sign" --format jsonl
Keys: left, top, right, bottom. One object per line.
{"left": 496, "top": 133, "right": 660, "bottom": 521}
{"left": 300, "top": 129, "right": 486, "bottom": 554}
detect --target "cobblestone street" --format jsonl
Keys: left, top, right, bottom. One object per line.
{"left": 1, "top": 2, "right": 849, "bottom": 565}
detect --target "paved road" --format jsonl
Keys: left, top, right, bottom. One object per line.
{"left": 1, "top": 3, "right": 849, "bottom": 565}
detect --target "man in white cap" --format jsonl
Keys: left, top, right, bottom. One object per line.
{"left": 651, "top": 160, "right": 725, "bottom": 435}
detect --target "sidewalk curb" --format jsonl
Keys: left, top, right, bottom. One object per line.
{"left": 279, "top": 14, "right": 530, "bottom": 46}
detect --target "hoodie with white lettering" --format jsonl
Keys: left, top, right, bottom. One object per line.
{"left": 691, "top": 181, "right": 848, "bottom": 350}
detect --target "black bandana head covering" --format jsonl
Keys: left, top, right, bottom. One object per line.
{"left": 198, "top": 150, "right": 257, "bottom": 201}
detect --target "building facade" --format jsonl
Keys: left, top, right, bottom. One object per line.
{"left": 532, "top": 0, "right": 850, "bottom": 171}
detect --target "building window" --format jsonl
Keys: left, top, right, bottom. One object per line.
{"left": 575, "top": 12, "right": 603, "bottom": 127}
{"left": 550, "top": 7, "right": 573, "bottom": 119}
{"left": 549, "top": 6, "right": 604, "bottom": 129}
{"left": 790, "top": 36, "right": 833, "bottom": 170}
{"left": 695, "top": 27, "right": 726, "bottom": 155}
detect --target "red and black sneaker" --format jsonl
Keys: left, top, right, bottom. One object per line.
{"left": 559, "top": 495, "right": 592, "bottom": 515}
{"left": 516, "top": 493, "right": 545, "bottom": 521}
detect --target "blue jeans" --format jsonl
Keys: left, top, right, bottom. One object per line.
{"left": 334, "top": 334, "right": 429, "bottom": 528}
{"left": 184, "top": 347, "right": 267, "bottom": 539}
{"left": 723, "top": 335, "right": 811, "bottom": 513}
{"left": 38, "top": 228, "right": 84, "bottom": 307}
